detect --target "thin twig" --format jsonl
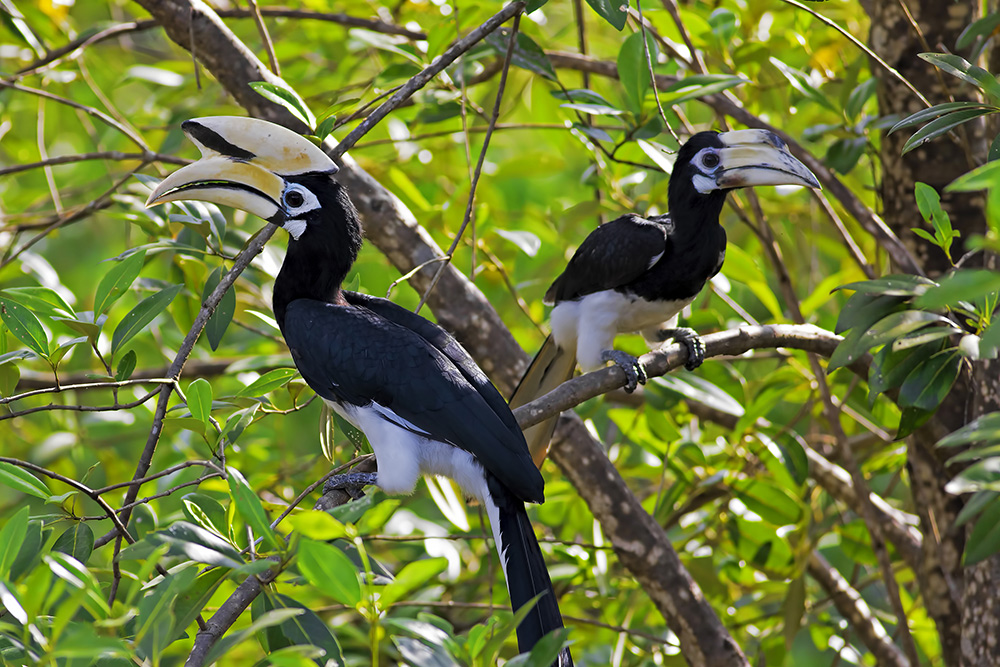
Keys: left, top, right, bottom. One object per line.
{"left": 245, "top": 0, "right": 280, "bottom": 76}
{"left": 0, "top": 378, "right": 175, "bottom": 405}
{"left": 330, "top": 2, "right": 526, "bottom": 159}
{"left": 0, "top": 388, "right": 161, "bottom": 422}
{"left": 0, "top": 457, "right": 135, "bottom": 544}
{"left": 0, "top": 81, "right": 149, "bottom": 150}
{"left": 416, "top": 11, "right": 523, "bottom": 312}
{"left": 0, "top": 151, "right": 188, "bottom": 177}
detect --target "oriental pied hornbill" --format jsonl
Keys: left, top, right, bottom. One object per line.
{"left": 509, "top": 130, "right": 820, "bottom": 465}
{"left": 146, "top": 116, "right": 572, "bottom": 666}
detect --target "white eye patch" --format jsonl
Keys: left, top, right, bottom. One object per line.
{"left": 280, "top": 183, "right": 321, "bottom": 240}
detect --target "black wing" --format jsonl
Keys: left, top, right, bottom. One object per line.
{"left": 282, "top": 298, "right": 544, "bottom": 504}
{"left": 545, "top": 214, "right": 670, "bottom": 303}
{"left": 343, "top": 291, "right": 522, "bottom": 440}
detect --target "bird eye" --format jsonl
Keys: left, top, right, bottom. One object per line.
{"left": 284, "top": 189, "right": 305, "bottom": 208}
{"left": 702, "top": 153, "right": 720, "bottom": 169}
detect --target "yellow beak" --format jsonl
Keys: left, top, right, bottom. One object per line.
{"left": 145, "top": 116, "right": 337, "bottom": 220}
{"left": 715, "top": 129, "right": 820, "bottom": 190}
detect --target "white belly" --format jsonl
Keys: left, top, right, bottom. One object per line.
{"left": 329, "top": 400, "right": 489, "bottom": 502}
{"left": 550, "top": 290, "right": 692, "bottom": 372}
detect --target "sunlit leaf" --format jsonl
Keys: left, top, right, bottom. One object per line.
{"left": 0, "top": 297, "right": 48, "bottom": 358}
{"left": 295, "top": 538, "right": 362, "bottom": 607}
{"left": 110, "top": 284, "right": 182, "bottom": 358}
{"left": 94, "top": 249, "right": 147, "bottom": 315}
{"left": 249, "top": 81, "right": 316, "bottom": 128}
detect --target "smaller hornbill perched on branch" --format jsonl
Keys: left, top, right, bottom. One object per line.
{"left": 510, "top": 130, "right": 820, "bottom": 465}
{"left": 147, "top": 117, "right": 572, "bottom": 666}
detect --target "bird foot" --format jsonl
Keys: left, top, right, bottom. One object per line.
{"left": 601, "top": 349, "right": 647, "bottom": 393}
{"left": 323, "top": 471, "right": 378, "bottom": 500}
{"left": 656, "top": 327, "right": 705, "bottom": 371}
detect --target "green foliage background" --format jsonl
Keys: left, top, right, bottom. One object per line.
{"left": 2, "top": 0, "right": 996, "bottom": 665}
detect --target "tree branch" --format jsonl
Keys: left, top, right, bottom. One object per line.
{"left": 807, "top": 551, "right": 910, "bottom": 667}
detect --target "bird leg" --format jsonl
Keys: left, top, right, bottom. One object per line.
{"left": 601, "top": 349, "right": 647, "bottom": 393}
{"left": 323, "top": 471, "right": 378, "bottom": 500}
{"left": 655, "top": 327, "right": 706, "bottom": 371}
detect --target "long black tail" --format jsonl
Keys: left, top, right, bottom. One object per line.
{"left": 487, "top": 478, "right": 573, "bottom": 666}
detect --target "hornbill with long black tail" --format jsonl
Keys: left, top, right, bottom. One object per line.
{"left": 146, "top": 116, "right": 572, "bottom": 665}
{"left": 509, "top": 130, "right": 820, "bottom": 465}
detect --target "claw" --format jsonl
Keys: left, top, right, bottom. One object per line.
{"left": 656, "top": 327, "right": 705, "bottom": 371}
{"left": 323, "top": 471, "right": 378, "bottom": 500}
{"left": 601, "top": 349, "right": 647, "bottom": 393}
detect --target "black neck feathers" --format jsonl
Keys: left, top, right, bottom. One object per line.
{"left": 272, "top": 177, "right": 363, "bottom": 330}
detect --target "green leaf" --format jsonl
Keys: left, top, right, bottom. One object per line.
{"left": 0, "top": 287, "right": 74, "bottom": 318}
{"left": 152, "top": 521, "right": 245, "bottom": 569}
{"left": 254, "top": 593, "right": 345, "bottom": 666}
{"left": 0, "top": 462, "right": 50, "bottom": 499}
{"left": 494, "top": 228, "right": 541, "bottom": 256}
{"left": 115, "top": 350, "right": 137, "bottom": 382}
{"left": 898, "top": 348, "right": 962, "bottom": 411}
{"left": 920, "top": 53, "right": 1000, "bottom": 101}
{"left": 947, "top": 158, "right": 1000, "bottom": 192}
{"left": 110, "top": 284, "right": 182, "bottom": 358}
{"left": 964, "top": 497, "right": 1000, "bottom": 565}
{"left": 618, "top": 31, "right": 658, "bottom": 115}
{"left": 981, "top": 317, "right": 1000, "bottom": 358}
{"left": 507, "top": 627, "right": 572, "bottom": 667}
{"left": 637, "top": 139, "right": 676, "bottom": 173}
{"left": 954, "top": 490, "right": 999, "bottom": 528}
{"left": 286, "top": 510, "right": 351, "bottom": 541}
{"left": 829, "top": 310, "right": 946, "bottom": 371}
{"left": 584, "top": 0, "right": 627, "bottom": 30}
{"left": 0, "top": 361, "right": 20, "bottom": 397}
{"left": 957, "top": 12, "right": 1000, "bottom": 49}
{"left": 94, "top": 249, "right": 147, "bottom": 315}
{"left": 10, "top": 520, "right": 43, "bottom": 581}
{"left": 228, "top": 467, "right": 281, "bottom": 552}
{"left": 52, "top": 523, "right": 94, "bottom": 564}
{"left": 835, "top": 293, "right": 907, "bottom": 335}
{"left": 938, "top": 412, "right": 1000, "bottom": 448}
{"left": 202, "top": 267, "right": 236, "bottom": 351}
{"left": 379, "top": 557, "right": 448, "bottom": 608}
{"left": 485, "top": 29, "right": 557, "bottom": 81}
{"left": 732, "top": 479, "right": 803, "bottom": 526}
{"left": 946, "top": 457, "right": 1000, "bottom": 494}
{"left": 845, "top": 78, "right": 876, "bottom": 120}
{"left": 315, "top": 114, "right": 338, "bottom": 142}
{"left": 171, "top": 568, "right": 230, "bottom": 644}
{"left": 836, "top": 273, "right": 936, "bottom": 297}
{"left": 392, "top": 636, "right": 462, "bottom": 667}
{"left": 295, "top": 538, "right": 362, "bottom": 607}
{"left": 0, "top": 297, "right": 49, "bottom": 358}
{"left": 0, "top": 506, "right": 29, "bottom": 579}
{"left": 219, "top": 404, "right": 260, "bottom": 448}
{"left": 186, "top": 378, "right": 213, "bottom": 425}
{"left": 889, "top": 101, "right": 995, "bottom": 134}
{"left": 205, "top": 608, "right": 303, "bottom": 665}
{"left": 235, "top": 368, "right": 299, "bottom": 398}
{"left": 182, "top": 493, "right": 229, "bottom": 537}
{"left": 661, "top": 74, "right": 748, "bottom": 106}
{"left": 913, "top": 270, "right": 1000, "bottom": 310}
{"left": 901, "top": 108, "right": 998, "bottom": 155}
{"left": 249, "top": 81, "right": 316, "bottom": 129}
{"left": 769, "top": 57, "right": 836, "bottom": 112}
{"left": 48, "top": 336, "right": 88, "bottom": 366}
{"left": 869, "top": 340, "right": 944, "bottom": 402}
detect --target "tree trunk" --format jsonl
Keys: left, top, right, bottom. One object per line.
{"left": 868, "top": 1, "right": 1000, "bottom": 664}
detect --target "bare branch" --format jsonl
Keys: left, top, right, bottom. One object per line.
{"left": 512, "top": 324, "right": 860, "bottom": 431}
{"left": 808, "top": 551, "right": 910, "bottom": 667}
